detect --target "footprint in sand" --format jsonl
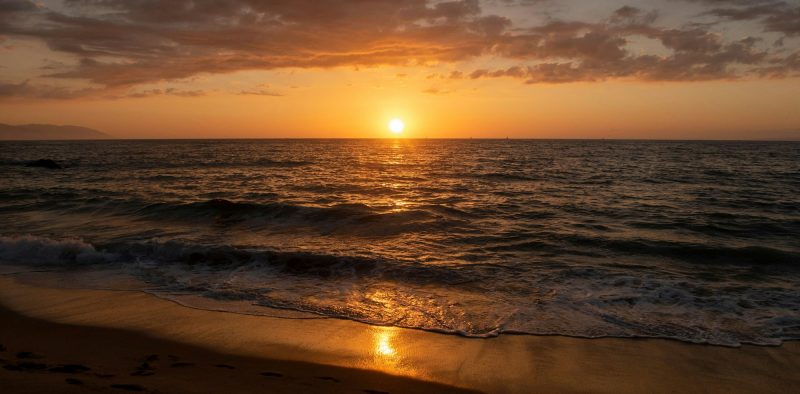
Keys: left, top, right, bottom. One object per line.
{"left": 214, "top": 364, "right": 236, "bottom": 369}
{"left": 0, "top": 343, "right": 6, "bottom": 351}
{"left": 170, "top": 362, "right": 195, "bottom": 367}
{"left": 131, "top": 362, "right": 156, "bottom": 377}
{"left": 50, "top": 364, "right": 91, "bottom": 374}
{"left": 131, "top": 355, "right": 159, "bottom": 377}
{"left": 261, "top": 371, "right": 283, "bottom": 377}
{"left": 317, "top": 376, "right": 341, "bottom": 383}
{"left": 4, "top": 362, "right": 48, "bottom": 371}
{"left": 110, "top": 383, "right": 146, "bottom": 391}
{"left": 65, "top": 378, "right": 84, "bottom": 385}
{"left": 363, "top": 390, "right": 390, "bottom": 394}
{"left": 16, "top": 351, "right": 44, "bottom": 359}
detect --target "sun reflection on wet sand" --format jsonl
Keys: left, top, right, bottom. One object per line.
{"left": 376, "top": 328, "right": 397, "bottom": 357}
{"left": 364, "top": 326, "right": 422, "bottom": 378}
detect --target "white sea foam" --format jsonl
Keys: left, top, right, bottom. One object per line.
{"left": 0, "top": 235, "right": 116, "bottom": 265}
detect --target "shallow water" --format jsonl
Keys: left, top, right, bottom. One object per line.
{"left": 1, "top": 139, "right": 799, "bottom": 345}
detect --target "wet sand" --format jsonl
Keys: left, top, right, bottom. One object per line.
{"left": 1, "top": 276, "right": 799, "bottom": 393}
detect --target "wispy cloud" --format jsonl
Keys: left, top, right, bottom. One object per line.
{"left": 0, "top": 0, "right": 797, "bottom": 99}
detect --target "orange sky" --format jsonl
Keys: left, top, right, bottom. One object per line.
{"left": 1, "top": 1, "right": 799, "bottom": 139}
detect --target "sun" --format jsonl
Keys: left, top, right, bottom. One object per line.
{"left": 388, "top": 118, "right": 405, "bottom": 134}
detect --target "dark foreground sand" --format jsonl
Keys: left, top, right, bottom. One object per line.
{"left": 0, "top": 303, "right": 475, "bottom": 393}
{"left": 1, "top": 276, "right": 799, "bottom": 393}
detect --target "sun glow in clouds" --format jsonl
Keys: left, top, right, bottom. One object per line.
{"left": 388, "top": 118, "right": 405, "bottom": 135}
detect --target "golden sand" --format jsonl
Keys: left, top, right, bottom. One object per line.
{"left": 1, "top": 276, "right": 799, "bottom": 393}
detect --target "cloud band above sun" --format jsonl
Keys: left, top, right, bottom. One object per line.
{"left": 0, "top": 0, "right": 798, "bottom": 100}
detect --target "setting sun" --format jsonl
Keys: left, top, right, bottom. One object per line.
{"left": 388, "top": 119, "right": 405, "bottom": 135}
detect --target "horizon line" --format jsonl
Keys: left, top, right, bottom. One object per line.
{"left": 3, "top": 137, "right": 800, "bottom": 142}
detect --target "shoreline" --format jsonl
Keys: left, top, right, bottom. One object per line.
{"left": 2, "top": 276, "right": 800, "bottom": 393}
{"left": 0, "top": 297, "right": 474, "bottom": 394}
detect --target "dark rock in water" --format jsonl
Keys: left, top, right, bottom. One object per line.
{"left": 26, "top": 159, "right": 62, "bottom": 169}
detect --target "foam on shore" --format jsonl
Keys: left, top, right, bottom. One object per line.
{"left": 1, "top": 275, "right": 799, "bottom": 393}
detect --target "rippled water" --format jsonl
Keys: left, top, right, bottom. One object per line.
{"left": 1, "top": 139, "right": 799, "bottom": 345}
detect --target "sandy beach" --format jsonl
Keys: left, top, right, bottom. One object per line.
{"left": 1, "top": 275, "right": 799, "bottom": 393}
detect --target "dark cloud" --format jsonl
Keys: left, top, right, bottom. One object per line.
{"left": 0, "top": 80, "right": 100, "bottom": 99}
{"left": 689, "top": 0, "right": 800, "bottom": 36}
{"left": 0, "top": 0, "right": 798, "bottom": 98}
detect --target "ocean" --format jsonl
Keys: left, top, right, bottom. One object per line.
{"left": 1, "top": 139, "right": 798, "bottom": 346}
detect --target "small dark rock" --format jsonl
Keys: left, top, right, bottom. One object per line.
{"left": 65, "top": 378, "right": 84, "bottom": 385}
{"left": 111, "top": 384, "right": 146, "bottom": 391}
{"left": 26, "top": 159, "right": 62, "bottom": 169}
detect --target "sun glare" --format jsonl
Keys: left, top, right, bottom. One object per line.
{"left": 388, "top": 118, "right": 405, "bottom": 134}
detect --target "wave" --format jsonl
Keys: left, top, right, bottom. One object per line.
{"left": 0, "top": 235, "right": 467, "bottom": 283}
{"left": 2, "top": 234, "right": 799, "bottom": 346}
{"left": 561, "top": 234, "right": 800, "bottom": 267}
{"left": 0, "top": 235, "right": 116, "bottom": 265}
{"left": 133, "top": 199, "right": 468, "bottom": 234}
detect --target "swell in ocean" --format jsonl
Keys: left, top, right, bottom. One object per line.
{"left": 1, "top": 140, "right": 799, "bottom": 347}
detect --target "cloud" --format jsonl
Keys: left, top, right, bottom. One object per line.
{"left": 122, "top": 88, "right": 207, "bottom": 98}
{"left": 689, "top": 0, "right": 800, "bottom": 36}
{"left": 0, "top": 80, "right": 100, "bottom": 99}
{"left": 237, "top": 84, "right": 283, "bottom": 96}
{"left": 422, "top": 86, "right": 453, "bottom": 94}
{"left": 0, "top": 0, "right": 798, "bottom": 98}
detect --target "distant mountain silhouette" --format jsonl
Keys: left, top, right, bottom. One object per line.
{"left": 0, "top": 123, "right": 111, "bottom": 140}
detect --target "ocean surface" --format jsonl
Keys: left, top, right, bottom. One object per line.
{"left": 1, "top": 139, "right": 799, "bottom": 346}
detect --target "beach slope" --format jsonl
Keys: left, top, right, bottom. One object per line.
{"left": 1, "top": 276, "right": 799, "bottom": 393}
